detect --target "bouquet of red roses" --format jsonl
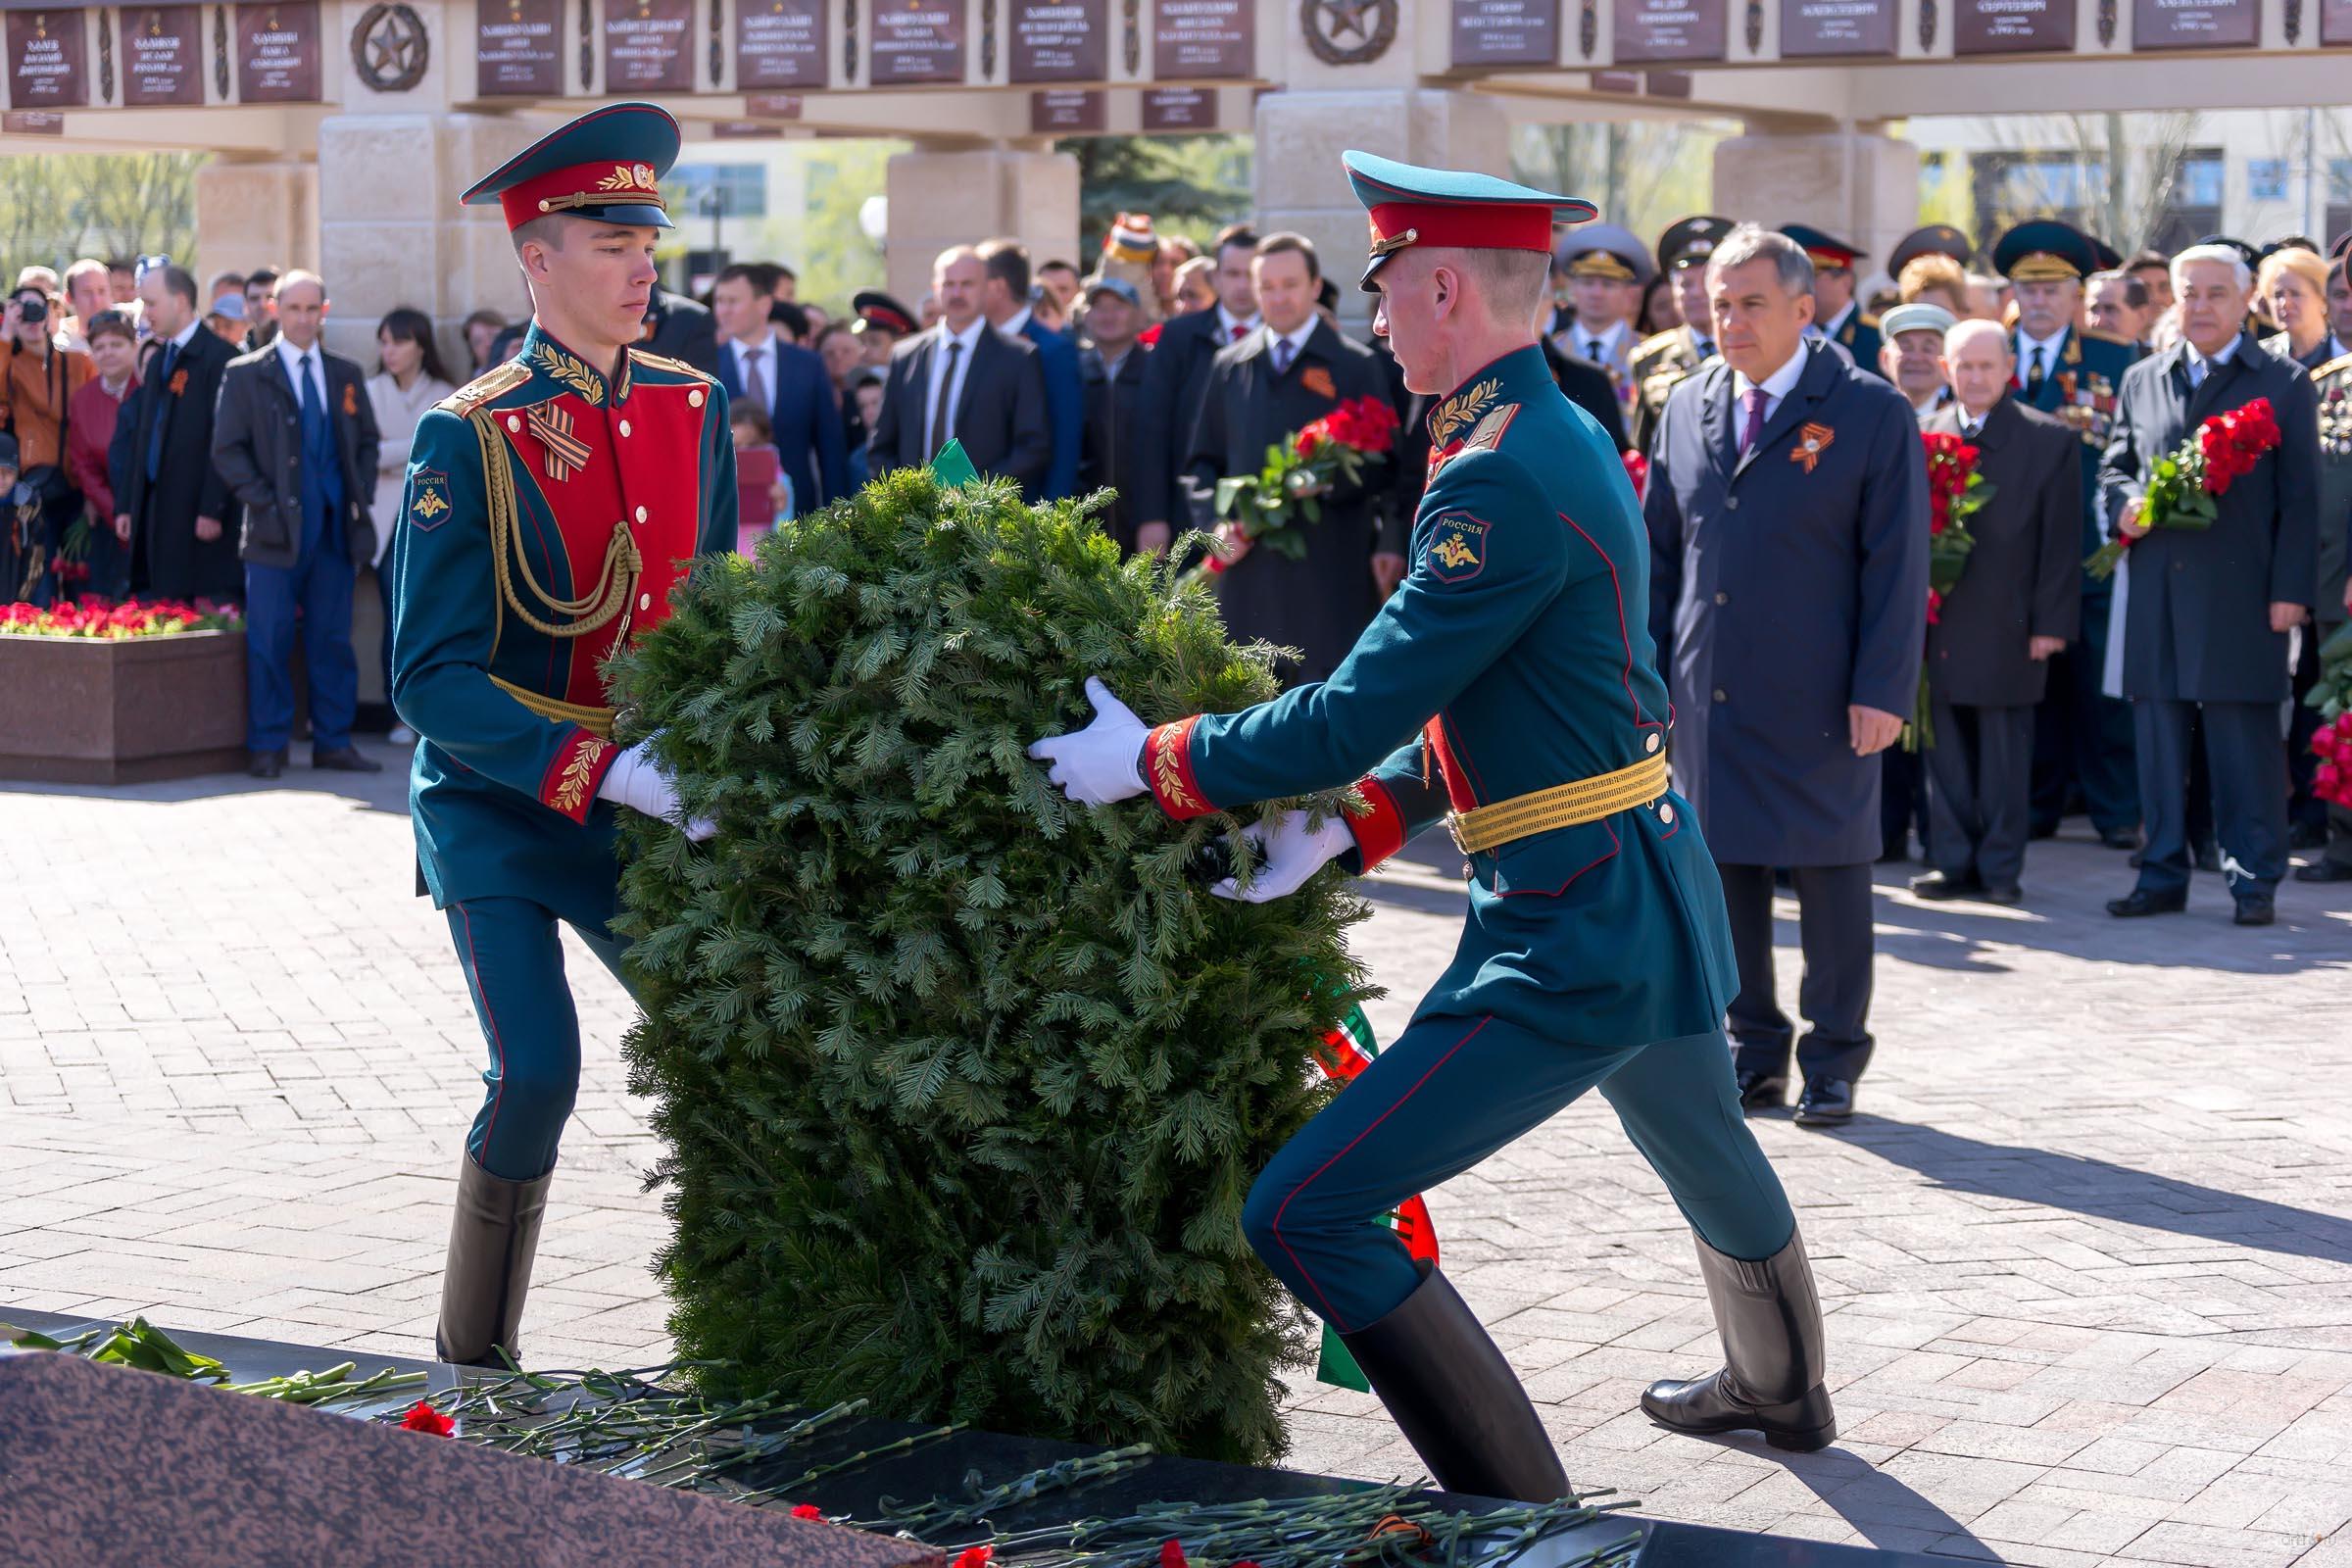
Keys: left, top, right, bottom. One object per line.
{"left": 2307, "top": 622, "right": 2352, "bottom": 809}
{"left": 1203, "top": 395, "right": 1399, "bottom": 577}
{"left": 1906, "top": 431, "right": 1992, "bottom": 748}
{"left": 2087, "top": 395, "right": 2281, "bottom": 580}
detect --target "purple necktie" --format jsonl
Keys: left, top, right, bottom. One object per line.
{"left": 1739, "top": 387, "right": 1768, "bottom": 456}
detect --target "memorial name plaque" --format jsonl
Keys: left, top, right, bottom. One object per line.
{"left": 1780, "top": 0, "right": 1895, "bottom": 53}
{"left": 870, "top": 0, "right": 965, "bottom": 82}
{"left": 737, "top": 0, "right": 824, "bottom": 87}
{"left": 7, "top": 8, "right": 86, "bottom": 108}
{"left": 1139, "top": 83, "right": 1212, "bottom": 128}
{"left": 1449, "top": 0, "right": 1560, "bottom": 65}
{"left": 1029, "top": 86, "right": 1102, "bottom": 129}
{"left": 1611, "top": 0, "right": 1725, "bottom": 61}
{"left": 476, "top": 0, "right": 561, "bottom": 96}
{"left": 1010, "top": 0, "right": 1104, "bottom": 78}
{"left": 604, "top": 0, "right": 693, "bottom": 91}
{"left": 1953, "top": 0, "right": 2075, "bottom": 50}
{"left": 2132, "top": 0, "right": 2258, "bottom": 46}
{"left": 235, "top": 1, "right": 320, "bottom": 102}
{"left": 123, "top": 4, "right": 203, "bottom": 104}
{"left": 2, "top": 107, "right": 65, "bottom": 131}
{"left": 2326, "top": 0, "right": 2352, "bottom": 41}
{"left": 1152, "top": 0, "right": 1249, "bottom": 76}
{"left": 745, "top": 89, "right": 804, "bottom": 113}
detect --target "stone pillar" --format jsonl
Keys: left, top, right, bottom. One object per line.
{"left": 881, "top": 147, "right": 1082, "bottom": 318}
{"left": 315, "top": 112, "right": 545, "bottom": 370}
{"left": 1710, "top": 129, "right": 1921, "bottom": 278}
{"left": 1253, "top": 89, "right": 1511, "bottom": 326}
{"left": 195, "top": 160, "right": 319, "bottom": 281}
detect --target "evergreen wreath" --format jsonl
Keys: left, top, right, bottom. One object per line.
{"left": 607, "top": 470, "right": 1373, "bottom": 1465}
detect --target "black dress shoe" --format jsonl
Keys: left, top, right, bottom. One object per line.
{"left": 1907, "top": 871, "right": 1982, "bottom": 901}
{"left": 1792, "top": 1078, "right": 1854, "bottom": 1127}
{"left": 248, "top": 748, "right": 284, "bottom": 779}
{"left": 1983, "top": 884, "right": 2024, "bottom": 906}
{"left": 2295, "top": 859, "right": 2352, "bottom": 884}
{"left": 1736, "top": 1070, "right": 1788, "bottom": 1114}
{"left": 2029, "top": 821, "right": 2059, "bottom": 841}
{"left": 2232, "top": 895, "right": 2276, "bottom": 927}
{"left": 2099, "top": 827, "right": 2142, "bottom": 851}
{"left": 313, "top": 746, "right": 384, "bottom": 773}
{"left": 2106, "top": 889, "right": 2186, "bottom": 917}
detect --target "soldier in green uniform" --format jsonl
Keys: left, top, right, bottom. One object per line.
{"left": 1031, "top": 154, "right": 1834, "bottom": 1500}
{"left": 1782, "top": 223, "right": 1882, "bottom": 375}
{"left": 389, "top": 102, "right": 737, "bottom": 1366}
{"left": 1630, "top": 215, "right": 1732, "bottom": 453}
{"left": 1993, "top": 220, "right": 2143, "bottom": 849}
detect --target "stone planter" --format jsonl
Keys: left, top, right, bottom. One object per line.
{"left": 0, "top": 629, "right": 247, "bottom": 783}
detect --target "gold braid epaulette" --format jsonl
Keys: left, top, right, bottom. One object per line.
{"left": 436, "top": 359, "right": 531, "bottom": 418}
{"left": 466, "top": 406, "right": 641, "bottom": 657}
{"left": 628, "top": 347, "right": 720, "bottom": 385}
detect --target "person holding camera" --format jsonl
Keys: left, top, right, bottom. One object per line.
{"left": 0, "top": 284, "right": 94, "bottom": 604}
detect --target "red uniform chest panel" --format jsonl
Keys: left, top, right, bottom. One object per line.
{"left": 498, "top": 382, "right": 709, "bottom": 707}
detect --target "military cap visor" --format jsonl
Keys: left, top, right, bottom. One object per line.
{"left": 1992, "top": 220, "right": 2096, "bottom": 282}
{"left": 852, "top": 289, "right": 916, "bottom": 335}
{"left": 1880, "top": 301, "right": 1956, "bottom": 342}
{"left": 461, "top": 102, "right": 681, "bottom": 231}
{"left": 1556, "top": 222, "right": 1653, "bottom": 286}
{"left": 1657, "top": 215, "right": 1734, "bottom": 273}
{"left": 1781, "top": 223, "right": 1864, "bottom": 270}
{"left": 1887, "top": 223, "right": 1974, "bottom": 276}
{"left": 1344, "top": 149, "right": 1597, "bottom": 293}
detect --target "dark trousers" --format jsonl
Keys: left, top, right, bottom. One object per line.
{"left": 1880, "top": 745, "right": 1929, "bottom": 858}
{"left": 2132, "top": 697, "right": 2288, "bottom": 898}
{"left": 244, "top": 512, "right": 357, "bottom": 755}
{"left": 2289, "top": 625, "right": 2328, "bottom": 836}
{"left": 1240, "top": 1019, "right": 1792, "bottom": 1331}
{"left": 446, "top": 897, "right": 633, "bottom": 1181}
{"left": 1925, "top": 700, "right": 2034, "bottom": 890}
{"left": 1718, "top": 861, "right": 1875, "bottom": 1085}
{"left": 2032, "top": 593, "right": 2139, "bottom": 835}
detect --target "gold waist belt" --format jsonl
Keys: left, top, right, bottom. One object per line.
{"left": 1447, "top": 751, "right": 1671, "bottom": 855}
{"left": 491, "top": 675, "right": 614, "bottom": 740}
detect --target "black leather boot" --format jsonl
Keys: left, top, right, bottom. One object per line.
{"left": 1338, "top": 1263, "right": 1569, "bottom": 1502}
{"left": 435, "top": 1157, "right": 552, "bottom": 1368}
{"left": 1641, "top": 1227, "right": 1836, "bottom": 1451}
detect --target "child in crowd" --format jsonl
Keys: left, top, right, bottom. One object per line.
{"left": 729, "top": 401, "right": 790, "bottom": 558}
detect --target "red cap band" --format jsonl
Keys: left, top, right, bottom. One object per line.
{"left": 499, "top": 157, "right": 666, "bottom": 231}
{"left": 1368, "top": 201, "right": 1554, "bottom": 259}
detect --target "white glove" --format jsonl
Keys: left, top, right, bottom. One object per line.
{"left": 1027, "top": 676, "right": 1149, "bottom": 805}
{"left": 1210, "top": 808, "right": 1355, "bottom": 903}
{"left": 596, "top": 739, "right": 718, "bottom": 842}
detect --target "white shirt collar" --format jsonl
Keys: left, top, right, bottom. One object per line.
{"left": 732, "top": 329, "right": 779, "bottom": 361}
{"left": 2017, "top": 324, "right": 2068, "bottom": 366}
{"left": 1819, "top": 302, "right": 1854, "bottom": 338}
{"left": 2187, "top": 333, "right": 2240, "bottom": 372}
{"left": 939, "top": 317, "right": 986, "bottom": 354}
{"left": 1733, "top": 343, "right": 1809, "bottom": 405}
{"left": 1573, "top": 318, "right": 1627, "bottom": 354}
{"left": 167, "top": 318, "right": 202, "bottom": 352}
{"left": 273, "top": 333, "right": 319, "bottom": 384}
{"left": 1002, "top": 306, "right": 1033, "bottom": 337}
{"left": 1266, "top": 318, "right": 1314, "bottom": 357}
{"left": 1215, "top": 304, "right": 1260, "bottom": 339}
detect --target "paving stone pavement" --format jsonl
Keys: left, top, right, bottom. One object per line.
{"left": 4, "top": 748, "right": 2351, "bottom": 1566}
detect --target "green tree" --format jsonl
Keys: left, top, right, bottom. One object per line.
{"left": 1057, "top": 134, "right": 1251, "bottom": 255}
{"left": 0, "top": 152, "right": 201, "bottom": 273}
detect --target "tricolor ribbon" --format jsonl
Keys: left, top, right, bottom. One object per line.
{"left": 1311, "top": 1003, "right": 1441, "bottom": 1393}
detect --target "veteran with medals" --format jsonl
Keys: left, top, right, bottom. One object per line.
{"left": 1032, "top": 156, "right": 1835, "bottom": 1499}
{"left": 389, "top": 103, "right": 737, "bottom": 1368}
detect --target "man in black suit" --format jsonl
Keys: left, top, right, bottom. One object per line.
{"left": 1911, "top": 318, "right": 2082, "bottom": 904}
{"left": 211, "top": 269, "right": 383, "bottom": 778}
{"left": 108, "top": 264, "right": 239, "bottom": 602}
{"left": 1076, "top": 276, "right": 1150, "bottom": 551}
{"left": 641, "top": 282, "right": 719, "bottom": 373}
{"left": 1644, "top": 224, "right": 1928, "bottom": 1128}
{"left": 869, "top": 244, "right": 1051, "bottom": 497}
{"left": 710, "top": 263, "right": 848, "bottom": 514}
{"left": 1541, "top": 338, "right": 1632, "bottom": 451}
{"left": 2101, "top": 244, "right": 2322, "bottom": 927}
{"left": 1184, "top": 232, "right": 1405, "bottom": 685}
{"left": 1130, "top": 222, "right": 1260, "bottom": 555}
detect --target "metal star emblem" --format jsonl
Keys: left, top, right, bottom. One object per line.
{"left": 1317, "top": 0, "right": 1376, "bottom": 39}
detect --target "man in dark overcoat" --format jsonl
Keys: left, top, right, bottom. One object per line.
{"left": 107, "top": 264, "right": 240, "bottom": 601}
{"left": 2099, "top": 243, "right": 2321, "bottom": 927}
{"left": 1129, "top": 223, "right": 1260, "bottom": 556}
{"left": 1645, "top": 224, "right": 1928, "bottom": 1128}
{"left": 1911, "top": 318, "right": 2082, "bottom": 904}
{"left": 1185, "top": 232, "right": 1406, "bottom": 685}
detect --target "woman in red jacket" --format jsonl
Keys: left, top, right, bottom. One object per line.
{"left": 64, "top": 309, "right": 137, "bottom": 598}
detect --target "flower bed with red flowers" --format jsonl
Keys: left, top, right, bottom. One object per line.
{"left": 2087, "top": 396, "right": 2281, "bottom": 579}
{"left": 0, "top": 596, "right": 242, "bottom": 640}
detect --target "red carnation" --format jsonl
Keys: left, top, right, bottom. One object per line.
{"left": 790, "top": 1504, "right": 826, "bottom": 1521}
{"left": 1160, "top": 1542, "right": 1189, "bottom": 1568}
{"left": 399, "top": 1399, "right": 455, "bottom": 1436}
{"left": 952, "top": 1547, "right": 994, "bottom": 1568}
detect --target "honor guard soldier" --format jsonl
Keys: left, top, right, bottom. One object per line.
{"left": 1992, "top": 220, "right": 2143, "bottom": 849}
{"left": 1781, "top": 223, "right": 1883, "bottom": 374}
{"left": 389, "top": 102, "right": 737, "bottom": 1369}
{"left": 1630, "top": 215, "right": 1733, "bottom": 453}
{"left": 1033, "top": 154, "right": 1834, "bottom": 1501}
{"left": 1549, "top": 221, "right": 1652, "bottom": 419}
